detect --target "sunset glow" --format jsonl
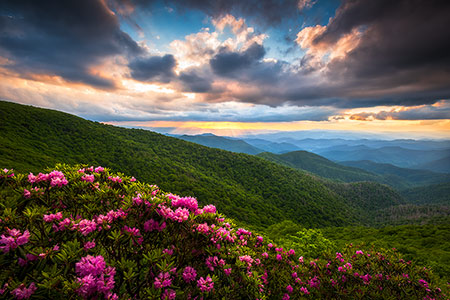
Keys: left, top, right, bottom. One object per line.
{"left": 0, "top": 0, "right": 449, "bottom": 139}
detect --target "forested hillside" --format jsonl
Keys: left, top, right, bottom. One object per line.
{"left": 257, "top": 151, "right": 384, "bottom": 183}
{"left": 0, "top": 101, "right": 382, "bottom": 229}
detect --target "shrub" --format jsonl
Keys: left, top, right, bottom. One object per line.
{"left": 0, "top": 166, "right": 447, "bottom": 299}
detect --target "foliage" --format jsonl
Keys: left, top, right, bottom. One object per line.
{"left": 374, "top": 204, "right": 450, "bottom": 226}
{"left": 0, "top": 165, "right": 448, "bottom": 299}
{"left": 401, "top": 182, "right": 450, "bottom": 205}
{"left": 321, "top": 225, "right": 450, "bottom": 282}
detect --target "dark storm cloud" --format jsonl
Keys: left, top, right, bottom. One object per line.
{"left": 0, "top": 0, "right": 143, "bottom": 88}
{"left": 178, "top": 69, "right": 212, "bottom": 93}
{"left": 316, "top": 0, "right": 450, "bottom": 99}
{"left": 210, "top": 43, "right": 265, "bottom": 76}
{"left": 129, "top": 54, "right": 177, "bottom": 83}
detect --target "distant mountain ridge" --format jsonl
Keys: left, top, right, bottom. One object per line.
{"left": 340, "top": 160, "right": 450, "bottom": 187}
{"left": 316, "top": 146, "right": 449, "bottom": 170}
{"left": 175, "top": 134, "right": 264, "bottom": 155}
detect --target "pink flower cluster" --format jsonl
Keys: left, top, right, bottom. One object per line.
{"left": 197, "top": 276, "right": 214, "bottom": 292}
{"left": 170, "top": 195, "right": 199, "bottom": 212}
{"left": 161, "top": 289, "right": 176, "bottom": 299}
{"left": 78, "top": 166, "right": 104, "bottom": 173}
{"left": 28, "top": 170, "right": 68, "bottom": 187}
{"left": 154, "top": 272, "right": 172, "bottom": 289}
{"left": 75, "top": 255, "right": 117, "bottom": 299}
{"left": 48, "top": 208, "right": 127, "bottom": 235}
{"left": 43, "top": 212, "right": 63, "bottom": 222}
{"left": 157, "top": 204, "right": 190, "bottom": 223}
{"left": 108, "top": 176, "right": 122, "bottom": 183}
{"left": 239, "top": 255, "right": 254, "bottom": 266}
{"left": 81, "top": 174, "right": 95, "bottom": 182}
{"left": 0, "top": 229, "right": 30, "bottom": 253}
{"left": 182, "top": 266, "right": 197, "bottom": 283}
{"left": 23, "top": 187, "right": 44, "bottom": 199}
{"left": 84, "top": 240, "right": 96, "bottom": 251}
{"left": 11, "top": 282, "right": 37, "bottom": 299}
{"left": 205, "top": 255, "right": 226, "bottom": 271}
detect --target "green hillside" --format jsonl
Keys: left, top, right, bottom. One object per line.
{"left": 401, "top": 182, "right": 450, "bottom": 205}
{"left": 321, "top": 224, "right": 450, "bottom": 279}
{"left": 257, "top": 151, "right": 384, "bottom": 183}
{"left": 0, "top": 100, "right": 371, "bottom": 230}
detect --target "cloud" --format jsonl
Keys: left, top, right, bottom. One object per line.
{"left": 0, "top": 0, "right": 143, "bottom": 88}
{"left": 178, "top": 68, "right": 212, "bottom": 93}
{"left": 297, "top": 0, "right": 316, "bottom": 11}
{"left": 349, "top": 100, "right": 450, "bottom": 121}
{"left": 210, "top": 43, "right": 266, "bottom": 76}
{"left": 319, "top": 0, "right": 450, "bottom": 97}
{"left": 129, "top": 54, "right": 177, "bottom": 83}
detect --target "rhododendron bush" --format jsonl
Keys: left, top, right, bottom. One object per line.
{"left": 0, "top": 166, "right": 447, "bottom": 299}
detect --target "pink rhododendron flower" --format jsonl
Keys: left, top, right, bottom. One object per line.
{"left": 84, "top": 240, "right": 96, "bottom": 251}
{"left": 154, "top": 272, "right": 172, "bottom": 289}
{"left": 23, "top": 189, "right": 31, "bottom": 198}
{"left": 300, "top": 287, "right": 310, "bottom": 294}
{"left": 94, "top": 166, "right": 104, "bottom": 173}
{"left": 171, "top": 195, "right": 198, "bottom": 212}
{"left": 239, "top": 255, "right": 254, "bottom": 265}
{"left": 43, "top": 212, "right": 63, "bottom": 223}
{"left": 161, "top": 289, "right": 176, "bottom": 300}
{"left": 76, "top": 219, "right": 97, "bottom": 236}
{"left": 108, "top": 176, "right": 122, "bottom": 183}
{"left": 75, "top": 255, "right": 116, "bottom": 299}
{"left": 182, "top": 266, "right": 197, "bottom": 283}
{"left": 197, "top": 276, "right": 214, "bottom": 292}
{"left": 0, "top": 229, "right": 30, "bottom": 253}
{"left": 81, "top": 174, "right": 94, "bottom": 182}
{"left": 202, "top": 204, "right": 216, "bottom": 214}
{"left": 12, "top": 282, "right": 37, "bottom": 299}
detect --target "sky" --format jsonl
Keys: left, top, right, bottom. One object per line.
{"left": 0, "top": 0, "right": 450, "bottom": 139}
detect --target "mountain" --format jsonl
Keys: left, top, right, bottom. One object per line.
{"left": 317, "top": 146, "right": 449, "bottom": 168}
{"left": 340, "top": 160, "right": 450, "bottom": 187}
{"left": 241, "top": 133, "right": 450, "bottom": 151}
{"left": 411, "top": 156, "right": 450, "bottom": 173}
{"left": 1, "top": 100, "right": 394, "bottom": 229}
{"left": 175, "top": 134, "right": 264, "bottom": 155}
{"left": 257, "top": 151, "right": 384, "bottom": 184}
{"left": 242, "top": 138, "right": 301, "bottom": 153}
